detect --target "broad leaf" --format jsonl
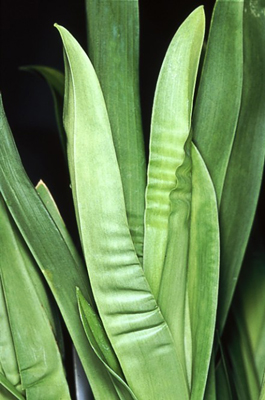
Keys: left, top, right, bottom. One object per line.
{"left": 85, "top": 0, "right": 146, "bottom": 261}
{"left": 57, "top": 24, "right": 189, "bottom": 400}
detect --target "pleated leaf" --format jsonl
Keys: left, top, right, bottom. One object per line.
{"left": 217, "top": 0, "right": 265, "bottom": 332}
{"left": 20, "top": 65, "right": 66, "bottom": 157}
{"left": 85, "top": 0, "right": 146, "bottom": 262}
{"left": 0, "top": 196, "right": 71, "bottom": 399}
{"left": 0, "top": 96, "right": 120, "bottom": 400}
{"left": 57, "top": 24, "right": 189, "bottom": 400}
{"left": 144, "top": 6, "right": 205, "bottom": 300}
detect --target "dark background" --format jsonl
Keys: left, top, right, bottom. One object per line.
{"left": 1, "top": 0, "right": 215, "bottom": 212}
{"left": 0, "top": 0, "right": 264, "bottom": 397}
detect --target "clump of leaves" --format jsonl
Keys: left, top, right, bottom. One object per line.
{"left": 0, "top": 0, "right": 264, "bottom": 399}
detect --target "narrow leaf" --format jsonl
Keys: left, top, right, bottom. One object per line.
{"left": 217, "top": 0, "right": 265, "bottom": 331}
{"left": 85, "top": 0, "right": 146, "bottom": 261}
{"left": 57, "top": 24, "right": 189, "bottom": 400}
{"left": 0, "top": 96, "right": 120, "bottom": 400}
{"left": 144, "top": 6, "right": 205, "bottom": 301}
{"left": 193, "top": 0, "right": 243, "bottom": 206}
{"left": 0, "top": 374, "right": 25, "bottom": 400}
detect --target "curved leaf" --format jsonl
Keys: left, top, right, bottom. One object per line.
{"left": 143, "top": 6, "right": 205, "bottom": 301}
{"left": 57, "top": 24, "right": 189, "bottom": 400}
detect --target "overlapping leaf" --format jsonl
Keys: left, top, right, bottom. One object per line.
{"left": 57, "top": 23, "right": 189, "bottom": 400}
{"left": 0, "top": 96, "right": 120, "bottom": 400}
{"left": 0, "top": 196, "right": 71, "bottom": 399}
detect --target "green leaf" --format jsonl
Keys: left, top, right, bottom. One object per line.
{"left": 0, "top": 373, "right": 25, "bottom": 400}
{"left": 0, "top": 96, "right": 120, "bottom": 400}
{"left": 144, "top": 6, "right": 205, "bottom": 301}
{"left": 0, "top": 281, "right": 23, "bottom": 399}
{"left": 193, "top": 0, "right": 244, "bottom": 206}
{"left": 56, "top": 23, "right": 189, "bottom": 400}
{"left": 237, "top": 221, "right": 265, "bottom": 383}
{"left": 85, "top": 0, "right": 146, "bottom": 262}
{"left": 20, "top": 65, "right": 66, "bottom": 157}
{"left": 203, "top": 355, "right": 216, "bottom": 400}
{"left": 187, "top": 144, "right": 219, "bottom": 400}
{"left": 226, "top": 308, "right": 260, "bottom": 400}
{"left": 217, "top": 0, "right": 265, "bottom": 332}
{"left": 77, "top": 288, "right": 138, "bottom": 400}
{"left": 0, "top": 196, "right": 71, "bottom": 399}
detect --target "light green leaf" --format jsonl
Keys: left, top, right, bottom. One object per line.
{"left": 85, "top": 0, "right": 146, "bottom": 261}
{"left": 144, "top": 6, "right": 205, "bottom": 301}
{"left": 217, "top": 0, "right": 265, "bottom": 332}
{"left": 0, "top": 196, "right": 71, "bottom": 399}
{"left": 0, "top": 282, "right": 23, "bottom": 399}
{"left": 0, "top": 96, "right": 120, "bottom": 400}
{"left": 0, "top": 373, "right": 25, "bottom": 400}
{"left": 77, "top": 288, "right": 138, "bottom": 400}
{"left": 193, "top": 0, "right": 243, "bottom": 206}
{"left": 20, "top": 65, "right": 66, "bottom": 157}
{"left": 186, "top": 144, "right": 219, "bottom": 400}
{"left": 57, "top": 23, "right": 189, "bottom": 400}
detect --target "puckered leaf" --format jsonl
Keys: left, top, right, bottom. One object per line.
{"left": 57, "top": 23, "right": 189, "bottom": 400}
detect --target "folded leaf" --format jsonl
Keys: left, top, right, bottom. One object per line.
{"left": 86, "top": 0, "right": 146, "bottom": 261}
{"left": 57, "top": 23, "right": 189, "bottom": 400}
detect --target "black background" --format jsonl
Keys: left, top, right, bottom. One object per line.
{"left": 1, "top": 0, "right": 215, "bottom": 211}
{"left": 1, "top": 1, "right": 264, "bottom": 397}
